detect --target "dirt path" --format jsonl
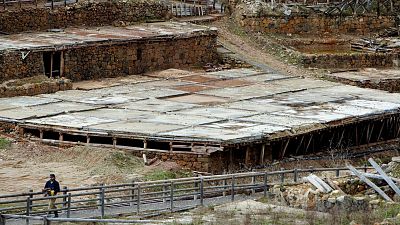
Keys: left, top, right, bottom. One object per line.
{"left": 212, "top": 18, "right": 323, "bottom": 78}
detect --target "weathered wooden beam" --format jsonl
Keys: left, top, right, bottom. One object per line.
{"left": 347, "top": 164, "right": 393, "bottom": 202}
{"left": 368, "top": 158, "right": 400, "bottom": 197}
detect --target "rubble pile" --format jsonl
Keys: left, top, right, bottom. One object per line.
{"left": 271, "top": 157, "right": 400, "bottom": 214}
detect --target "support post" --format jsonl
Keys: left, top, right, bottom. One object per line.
{"left": 231, "top": 175, "right": 235, "bottom": 202}
{"left": 100, "top": 188, "right": 105, "bottom": 218}
{"left": 136, "top": 184, "right": 141, "bottom": 214}
{"left": 26, "top": 197, "right": 30, "bottom": 225}
{"left": 294, "top": 169, "right": 298, "bottom": 183}
{"left": 200, "top": 177, "right": 204, "bottom": 206}
{"left": 336, "top": 169, "right": 340, "bottom": 177}
{"left": 280, "top": 168, "right": 285, "bottom": 184}
{"left": 163, "top": 183, "right": 167, "bottom": 203}
{"left": 62, "top": 186, "right": 68, "bottom": 208}
{"left": 260, "top": 144, "right": 265, "bottom": 164}
{"left": 51, "top": 0, "right": 54, "bottom": 10}
{"left": 67, "top": 193, "right": 71, "bottom": 218}
{"left": 0, "top": 215, "right": 5, "bottom": 225}
{"left": 28, "top": 189, "right": 33, "bottom": 212}
{"left": 263, "top": 172, "right": 268, "bottom": 197}
{"left": 170, "top": 182, "right": 174, "bottom": 212}
{"left": 251, "top": 175, "right": 256, "bottom": 195}
{"left": 3, "top": 0, "right": 5, "bottom": 10}
{"left": 130, "top": 181, "right": 135, "bottom": 207}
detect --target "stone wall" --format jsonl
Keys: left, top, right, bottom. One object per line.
{"left": 0, "top": 51, "right": 44, "bottom": 82}
{"left": 0, "top": 77, "right": 72, "bottom": 98}
{"left": 0, "top": 0, "right": 169, "bottom": 34}
{"left": 0, "top": 33, "right": 217, "bottom": 82}
{"left": 63, "top": 36, "right": 217, "bottom": 81}
{"left": 238, "top": 15, "right": 397, "bottom": 35}
{"left": 301, "top": 52, "right": 399, "bottom": 69}
{"left": 126, "top": 150, "right": 211, "bottom": 172}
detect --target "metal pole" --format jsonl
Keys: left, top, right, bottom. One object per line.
{"left": 200, "top": 177, "right": 204, "bottom": 206}
{"left": 170, "top": 182, "right": 174, "bottom": 212}
{"left": 100, "top": 188, "right": 105, "bottom": 218}
{"left": 0, "top": 215, "right": 5, "bottom": 225}
{"left": 67, "top": 193, "right": 71, "bottom": 218}
{"left": 130, "top": 181, "right": 135, "bottom": 207}
{"left": 136, "top": 184, "right": 140, "bottom": 214}
{"left": 263, "top": 172, "right": 268, "bottom": 197}
{"left": 231, "top": 175, "right": 235, "bottom": 202}
{"left": 62, "top": 187, "right": 67, "bottom": 208}
{"left": 26, "top": 197, "right": 30, "bottom": 225}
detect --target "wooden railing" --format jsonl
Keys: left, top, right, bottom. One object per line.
{"left": 0, "top": 165, "right": 371, "bottom": 223}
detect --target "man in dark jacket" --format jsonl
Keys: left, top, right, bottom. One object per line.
{"left": 43, "top": 174, "right": 60, "bottom": 217}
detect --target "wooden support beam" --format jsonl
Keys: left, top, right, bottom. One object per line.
{"left": 368, "top": 158, "right": 400, "bottom": 197}
{"left": 245, "top": 146, "right": 250, "bottom": 165}
{"left": 347, "top": 164, "right": 393, "bottom": 202}
{"left": 280, "top": 139, "right": 290, "bottom": 158}
{"left": 260, "top": 144, "right": 265, "bottom": 164}
{"left": 367, "top": 124, "right": 374, "bottom": 145}
{"left": 295, "top": 136, "right": 304, "bottom": 155}
{"left": 305, "top": 134, "right": 313, "bottom": 154}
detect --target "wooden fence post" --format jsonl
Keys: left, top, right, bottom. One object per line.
{"left": 200, "top": 177, "right": 204, "bottom": 206}
{"left": 51, "top": 0, "right": 54, "bottom": 10}
{"left": 26, "top": 197, "right": 31, "bottom": 225}
{"left": 222, "top": 178, "right": 227, "bottom": 196}
{"left": 336, "top": 168, "right": 340, "bottom": 177}
{"left": 294, "top": 169, "right": 298, "bottom": 183}
{"left": 170, "top": 182, "right": 174, "bottom": 212}
{"left": 136, "top": 184, "right": 140, "bottom": 214}
{"left": 231, "top": 175, "right": 235, "bottom": 202}
{"left": 67, "top": 193, "right": 71, "bottom": 218}
{"left": 280, "top": 168, "right": 285, "bottom": 184}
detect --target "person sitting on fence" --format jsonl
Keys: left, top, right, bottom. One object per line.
{"left": 42, "top": 174, "right": 60, "bottom": 218}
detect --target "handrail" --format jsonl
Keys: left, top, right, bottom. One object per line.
{"left": 0, "top": 165, "right": 372, "bottom": 221}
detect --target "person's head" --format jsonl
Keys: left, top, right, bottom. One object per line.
{"left": 49, "top": 174, "right": 56, "bottom": 181}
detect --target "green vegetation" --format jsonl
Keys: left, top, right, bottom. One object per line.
{"left": 0, "top": 137, "right": 11, "bottom": 149}
{"left": 144, "top": 170, "right": 191, "bottom": 181}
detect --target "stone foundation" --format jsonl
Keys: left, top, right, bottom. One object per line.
{"left": 0, "top": 0, "right": 169, "bottom": 34}
{"left": 237, "top": 15, "right": 397, "bottom": 35}
{"left": 301, "top": 52, "right": 399, "bottom": 69}
{"left": 0, "top": 77, "right": 72, "bottom": 98}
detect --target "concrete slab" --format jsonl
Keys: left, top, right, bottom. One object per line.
{"left": 177, "top": 107, "right": 256, "bottom": 119}
{"left": 0, "top": 102, "right": 97, "bottom": 120}
{"left": 165, "top": 94, "right": 229, "bottom": 105}
{"left": 141, "top": 113, "right": 222, "bottom": 126}
{"left": 118, "top": 98, "right": 198, "bottom": 112}
{"left": 87, "top": 121, "right": 184, "bottom": 134}
{"left": 26, "top": 114, "right": 116, "bottom": 129}
{"left": 3, "top": 68, "right": 400, "bottom": 145}
{"left": 222, "top": 99, "right": 291, "bottom": 113}
{"left": 0, "top": 22, "right": 216, "bottom": 51}
{"left": 238, "top": 114, "right": 319, "bottom": 127}
{"left": 0, "top": 96, "right": 59, "bottom": 111}
{"left": 207, "top": 68, "right": 263, "bottom": 78}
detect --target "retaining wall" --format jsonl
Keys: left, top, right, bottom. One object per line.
{"left": 0, "top": 0, "right": 169, "bottom": 34}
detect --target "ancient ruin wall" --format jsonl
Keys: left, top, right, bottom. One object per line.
{"left": 0, "top": 51, "right": 44, "bottom": 82}
{"left": 0, "top": 33, "right": 217, "bottom": 82}
{"left": 0, "top": 0, "right": 169, "bottom": 34}
{"left": 301, "top": 52, "right": 399, "bottom": 69}
{"left": 63, "top": 35, "right": 217, "bottom": 81}
{"left": 238, "top": 15, "right": 397, "bottom": 34}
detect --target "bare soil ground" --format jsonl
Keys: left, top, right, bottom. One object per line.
{"left": 0, "top": 136, "right": 182, "bottom": 195}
